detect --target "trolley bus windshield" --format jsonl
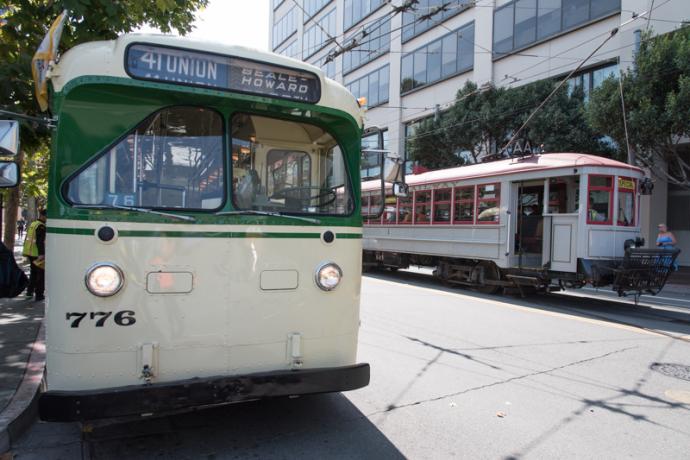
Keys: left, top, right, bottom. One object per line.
{"left": 66, "top": 106, "right": 225, "bottom": 211}
{"left": 64, "top": 109, "right": 355, "bottom": 217}
{"left": 230, "top": 113, "right": 353, "bottom": 216}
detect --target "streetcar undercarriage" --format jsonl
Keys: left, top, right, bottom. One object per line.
{"left": 363, "top": 249, "right": 676, "bottom": 298}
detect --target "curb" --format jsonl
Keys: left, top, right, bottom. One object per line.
{"left": 0, "top": 320, "right": 46, "bottom": 453}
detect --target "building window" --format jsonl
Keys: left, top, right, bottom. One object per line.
{"left": 401, "top": 22, "right": 474, "bottom": 94}
{"left": 414, "top": 190, "right": 431, "bottom": 224}
{"left": 403, "top": 116, "right": 432, "bottom": 172}
{"left": 273, "top": 8, "right": 297, "bottom": 50}
{"left": 454, "top": 186, "right": 475, "bottom": 224}
{"left": 361, "top": 129, "right": 389, "bottom": 180}
{"left": 568, "top": 62, "right": 618, "bottom": 101}
{"left": 344, "top": 0, "right": 385, "bottom": 30}
{"left": 587, "top": 175, "right": 613, "bottom": 224}
{"left": 493, "top": 0, "right": 621, "bottom": 58}
{"left": 616, "top": 176, "right": 636, "bottom": 226}
{"left": 347, "top": 65, "right": 390, "bottom": 108}
{"left": 401, "top": 0, "right": 474, "bottom": 42}
{"left": 562, "top": 0, "right": 589, "bottom": 29}
{"left": 433, "top": 188, "right": 452, "bottom": 224}
{"left": 514, "top": 0, "right": 537, "bottom": 49}
{"left": 493, "top": 3, "right": 514, "bottom": 56}
{"left": 303, "top": 8, "right": 337, "bottom": 59}
{"left": 278, "top": 40, "right": 299, "bottom": 59}
{"left": 272, "top": 0, "right": 286, "bottom": 10}
{"left": 342, "top": 16, "right": 390, "bottom": 74}
{"left": 304, "top": 0, "right": 331, "bottom": 18}
{"left": 538, "top": 0, "right": 561, "bottom": 39}
{"left": 477, "top": 184, "right": 500, "bottom": 223}
{"left": 591, "top": 0, "right": 621, "bottom": 17}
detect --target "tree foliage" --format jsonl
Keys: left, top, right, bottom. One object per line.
{"left": 408, "top": 79, "right": 613, "bottom": 170}
{"left": 0, "top": 0, "right": 207, "bottom": 245}
{"left": 588, "top": 26, "right": 690, "bottom": 187}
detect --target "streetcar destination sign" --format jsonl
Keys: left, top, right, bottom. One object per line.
{"left": 126, "top": 44, "right": 320, "bottom": 103}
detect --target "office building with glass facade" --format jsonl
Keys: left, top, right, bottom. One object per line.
{"left": 270, "top": 0, "right": 690, "bottom": 265}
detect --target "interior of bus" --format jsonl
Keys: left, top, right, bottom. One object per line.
{"left": 230, "top": 113, "right": 353, "bottom": 215}
{"left": 65, "top": 108, "right": 354, "bottom": 216}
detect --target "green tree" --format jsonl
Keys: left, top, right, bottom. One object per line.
{"left": 407, "top": 115, "right": 465, "bottom": 170}
{"left": 588, "top": 26, "right": 690, "bottom": 187}
{"left": 409, "top": 79, "right": 612, "bottom": 170}
{"left": 0, "top": 0, "right": 208, "bottom": 247}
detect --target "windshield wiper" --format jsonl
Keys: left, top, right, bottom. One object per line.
{"left": 215, "top": 210, "right": 321, "bottom": 224}
{"left": 74, "top": 204, "right": 196, "bottom": 222}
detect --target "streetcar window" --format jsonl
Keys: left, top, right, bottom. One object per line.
{"left": 453, "top": 186, "right": 474, "bottom": 224}
{"left": 370, "top": 193, "right": 383, "bottom": 225}
{"left": 548, "top": 176, "right": 579, "bottom": 213}
{"left": 617, "top": 176, "right": 636, "bottom": 226}
{"left": 433, "top": 188, "right": 451, "bottom": 224}
{"left": 587, "top": 175, "right": 612, "bottom": 224}
{"left": 230, "top": 113, "right": 353, "bottom": 215}
{"left": 398, "top": 194, "right": 412, "bottom": 224}
{"left": 414, "top": 190, "right": 431, "bottom": 224}
{"left": 66, "top": 107, "right": 225, "bottom": 210}
{"left": 477, "top": 184, "right": 500, "bottom": 223}
{"left": 384, "top": 195, "right": 397, "bottom": 224}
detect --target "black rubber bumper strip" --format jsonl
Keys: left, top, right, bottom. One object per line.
{"left": 39, "top": 363, "right": 370, "bottom": 422}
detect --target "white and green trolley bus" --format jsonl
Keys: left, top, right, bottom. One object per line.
{"left": 9, "top": 34, "right": 373, "bottom": 421}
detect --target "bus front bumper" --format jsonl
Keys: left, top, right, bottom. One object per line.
{"left": 39, "top": 363, "right": 370, "bottom": 422}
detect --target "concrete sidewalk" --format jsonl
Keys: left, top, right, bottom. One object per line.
{"left": 0, "top": 241, "right": 45, "bottom": 454}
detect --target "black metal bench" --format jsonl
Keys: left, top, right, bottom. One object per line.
{"left": 611, "top": 248, "right": 681, "bottom": 299}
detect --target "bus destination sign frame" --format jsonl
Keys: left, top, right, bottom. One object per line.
{"left": 125, "top": 43, "right": 321, "bottom": 104}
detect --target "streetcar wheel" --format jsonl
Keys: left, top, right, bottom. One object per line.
{"left": 472, "top": 261, "right": 501, "bottom": 295}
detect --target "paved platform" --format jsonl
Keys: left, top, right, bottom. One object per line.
{"left": 0, "top": 242, "right": 45, "bottom": 454}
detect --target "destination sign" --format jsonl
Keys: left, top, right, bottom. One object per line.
{"left": 618, "top": 177, "right": 635, "bottom": 190}
{"left": 126, "top": 44, "right": 321, "bottom": 103}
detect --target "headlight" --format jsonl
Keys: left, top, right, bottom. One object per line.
{"left": 315, "top": 262, "right": 342, "bottom": 291}
{"left": 85, "top": 263, "right": 125, "bottom": 297}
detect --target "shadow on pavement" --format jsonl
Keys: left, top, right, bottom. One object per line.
{"left": 0, "top": 297, "right": 44, "bottom": 413}
{"left": 18, "top": 393, "right": 403, "bottom": 459}
{"left": 365, "top": 269, "right": 690, "bottom": 340}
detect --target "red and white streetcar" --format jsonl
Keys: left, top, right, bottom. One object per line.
{"left": 361, "top": 153, "right": 674, "bottom": 295}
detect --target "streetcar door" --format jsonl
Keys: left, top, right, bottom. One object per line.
{"left": 542, "top": 176, "right": 580, "bottom": 273}
{"left": 514, "top": 181, "right": 544, "bottom": 268}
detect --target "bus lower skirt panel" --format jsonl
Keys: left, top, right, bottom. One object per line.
{"left": 38, "top": 363, "right": 370, "bottom": 422}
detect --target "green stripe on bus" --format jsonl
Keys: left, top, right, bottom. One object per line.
{"left": 47, "top": 227, "right": 362, "bottom": 239}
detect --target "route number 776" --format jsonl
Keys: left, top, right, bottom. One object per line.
{"left": 65, "top": 310, "right": 136, "bottom": 328}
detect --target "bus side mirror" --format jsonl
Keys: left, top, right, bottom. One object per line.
{"left": 0, "top": 162, "right": 20, "bottom": 188}
{"left": 393, "top": 181, "right": 408, "bottom": 197}
{"left": 0, "top": 120, "right": 20, "bottom": 157}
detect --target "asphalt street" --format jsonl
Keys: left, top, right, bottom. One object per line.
{"left": 11, "top": 271, "right": 690, "bottom": 459}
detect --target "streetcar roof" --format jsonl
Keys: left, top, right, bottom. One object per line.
{"left": 50, "top": 33, "right": 363, "bottom": 127}
{"left": 363, "top": 153, "right": 643, "bottom": 191}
